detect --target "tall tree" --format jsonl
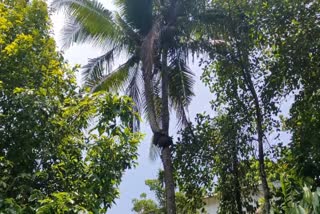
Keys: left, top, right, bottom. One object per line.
{"left": 194, "top": 0, "right": 287, "bottom": 211}
{"left": 175, "top": 0, "right": 320, "bottom": 213}
{"left": 0, "top": 0, "right": 142, "bottom": 212}
{"left": 51, "top": 0, "right": 206, "bottom": 212}
{"left": 191, "top": 0, "right": 320, "bottom": 212}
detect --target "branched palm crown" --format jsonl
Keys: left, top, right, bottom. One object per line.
{"left": 51, "top": 0, "right": 207, "bottom": 133}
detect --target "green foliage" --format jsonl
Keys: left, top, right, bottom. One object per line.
{"left": 253, "top": 0, "right": 320, "bottom": 183}
{"left": 4, "top": 0, "right": 318, "bottom": 213}
{"left": 288, "top": 90, "right": 320, "bottom": 182}
{"left": 267, "top": 148, "right": 320, "bottom": 213}
{"left": 175, "top": 0, "right": 320, "bottom": 213}
{"left": 271, "top": 178, "right": 320, "bottom": 214}
{"left": 132, "top": 193, "right": 161, "bottom": 214}
{"left": 173, "top": 115, "right": 216, "bottom": 207}
{"left": 0, "top": 0, "right": 142, "bottom": 213}
{"left": 187, "top": 0, "right": 272, "bottom": 211}
{"left": 247, "top": 0, "right": 320, "bottom": 185}
{"left": 174, "top": 113, "right": 258, "bottom": 213}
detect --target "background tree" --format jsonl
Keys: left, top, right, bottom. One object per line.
{"left": 199, "top": 1, "right": 272, "bottom": 210}
{"left": 132, "top": 171, "right": 202, "bottom": 214}
{"left": 0, "top": 0, "right": 142, "bottom": 212}
{"left": 132, "top": 193, "right": 162, "bottom": 214}
{"left": 175, "top": 0, "right": 320, "bottom": 213}
{"left": 174, "top": 113, "right": 258, "bottom": 214}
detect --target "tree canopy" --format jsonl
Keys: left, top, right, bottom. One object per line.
{"left": 0, "top": 0, "right": 142, "bottom": 213}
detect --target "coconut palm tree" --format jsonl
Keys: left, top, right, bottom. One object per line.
{"left": 51, "top": 0, "right": 204, "bottom": 213}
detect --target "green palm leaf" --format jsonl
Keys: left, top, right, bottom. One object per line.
{"left": 125, "top": 62, "right": 143, "bottom": 131}
{"left": 82, "top": 49, "right": 116, "bottom": 87}
{"left": 115, "top": 0, "right": 153, "bottom": 35}
{"left": 168, "top": 57, "right": 195, "bottom": 126}
{"left": 90, "top": 56, "right": 138, "bottom": 92}
{"left": 126, "top": 63, "right": 142, "bottom": 112}
{"left": 60, "top": 17, "right": 88, "bottom": 49}
{"left": 114, "top": 13, "right": 141, "bottom": 47}
{"left": 61, "top": 16, "right": 115, "bottom": 49}
{"left": 51, "top": 0, "right": 121, "bottom": 47}
{"left": 149, "top": 142, "right": 161, "bottom": 161}
{"left": 142, "top": 73, "right": 162, "bottom": 126}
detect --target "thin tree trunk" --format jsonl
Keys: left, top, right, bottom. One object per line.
{"left": 233, "top": 32, "right": 271, "bottom": 211}
{"left": 161, "top": 50, "right": 176, "bottom": 214}
{"left": 242, "top": 69, "right": 271, "bottom": 213}
{"left": 232, "top": 141, "right": 242, "bottom": 214}
{"left": 226, "top": 4, "right": 270, "bottom": 212}
{"left": 255, "top": 99, "right": 271, "bottom": 214}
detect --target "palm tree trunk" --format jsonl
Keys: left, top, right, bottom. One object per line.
{"left": 161, "top": 50, "right": 176, "bottom": 214}
{"left": 141, "top": 14, "right": 176, "bottom": 213}
{"left": 161, "top": 147, "right": 176, "bottom": 214}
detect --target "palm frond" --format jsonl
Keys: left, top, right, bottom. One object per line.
{"left": 60, "top": 17, "right": 85, "bottom": 49}
{"left": 115, "top": 0, "right": 153, "bottom": 35}
{"left": 51, "top": 0, "right": 121, "bottom": 47}
{"left": 142, "top": 72, "right": 162, "bottom": 126}
{"left": 61, "top": 16, "right": 115, "bottom": 49}
{"left": 125, "top": 62, "right": 143, "bottom": 131}
{"left": 90, "top": 56, "right": 138, "bottom": 92}
{"left": 168, "top": 58, "right": 195, "bottom": 126}
{"left": 126, "top": 62, "right": 142, "bottom": 112}
{"left": 82, "top": 49, "right": 115, "bottom": 87}
{"left": 114, "top": 12, "right": 141, "bottom": 46}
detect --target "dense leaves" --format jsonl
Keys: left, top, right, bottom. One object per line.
{"left": 174, "top": 114, "right": 258, "bottom": 213}
{"left": 0, "top": 1, "right": 142, "bottom": 213}
{"left": 173, "top": 0, "right": 320, "bottom": 213}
